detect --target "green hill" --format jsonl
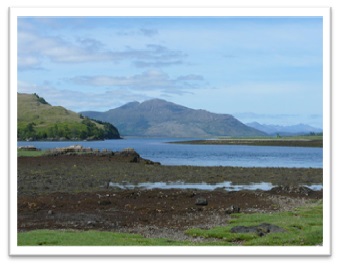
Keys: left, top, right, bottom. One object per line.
{"left": 17, "top": 93, "right": 120, "bottom": 141}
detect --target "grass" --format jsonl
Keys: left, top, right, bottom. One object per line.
{"left": 18, "top": 230, "right": 197, "bottom": 246}
{"left": 17, "top": 93, "right": 120, "bottom": 140}
{"left": 186, "top": 200, "right": 323, "bottom": 246}
{"left": 17, "top": 149, "right": 46, "bottom": 157}
{"left": 18, "top": 201, "right": 323, "bottom": 246}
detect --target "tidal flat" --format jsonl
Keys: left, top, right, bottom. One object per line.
{"left": 17, "top": 153, "right": 323, "bottom": 245}
{"left": 17, "top": 154, "right": 322, "bottom": 194}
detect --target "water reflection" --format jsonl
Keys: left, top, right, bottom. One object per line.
{"left": 108, "top": 181, "right": 322, "bottom": 191}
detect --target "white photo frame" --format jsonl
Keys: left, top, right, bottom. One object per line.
{"left": 10, "top": 7, "right": 331, "bottom": 256}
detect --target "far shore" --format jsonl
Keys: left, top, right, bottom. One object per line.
{"left": 169, "top": 138, "right": 323, "bottom": 148}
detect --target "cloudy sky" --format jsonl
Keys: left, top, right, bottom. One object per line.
{"left": 17, "top": 16, "right": 323, "bottom": 128}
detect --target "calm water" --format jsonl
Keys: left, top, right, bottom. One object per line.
{"left": 18, "top": 138, "right": 323, "bottom": 168}
{"left": 107, "top": 181, "right": 323, "bottom": 191}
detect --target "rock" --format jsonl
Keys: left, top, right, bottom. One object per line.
{"left": 18, "top": 146, "right": 39, "bottom": 151}
{"left": 189, "top": 192, "right": 197, "bottom": 198}
{"left": 117, "top": 148, "right": 141, "bottom": 162}
{"left": 144, "top": 159, "right": 160, "bottom": 165}
{"left": 87, "top": 221, "right": 96, "bottom": 226}
{"left": 270, "top": 186, "right": 314, "bottom": 195}
{"left": 47, "top": 210, "right": 53, "bottom": 215}
{"left": 98, "top": 200, "right": 111, "bottom": 205}
{"left": 195, "top": 197, "right": 208, "bottom": 206}
{"left": 230, "top": 223, "right": 285, "bottom": 236}
{"left": 225, "top": 205, "right": 240, "bottom": 214}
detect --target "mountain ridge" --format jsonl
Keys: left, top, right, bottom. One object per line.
{"left": 81, "top": 99, "right": 266, "bottom": 138}
{"left": 246, "top": 121, "right": 323, "bottom": 135}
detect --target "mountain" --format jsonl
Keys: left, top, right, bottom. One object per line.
{"left": 81, "top": 99, "right": 266, "bottom": 138}
{"left": 246, "top": 122, "right": 323, "bottom": 136}
{"left": 17, "top": 93, "right": 120, "bottom": 141}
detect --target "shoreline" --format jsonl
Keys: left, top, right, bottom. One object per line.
{"left": 17, "top": 154, "right": 323, "bottom": 245}
{"left": 18, "top": 154, "right": 322, "bottom": 195}
{"left": 169, "top": 138, "right": 323, "bottom": 147}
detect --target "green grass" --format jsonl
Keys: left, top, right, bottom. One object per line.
{"left": 17, "top": 93, "right": 120, "bottom": 140}
{"left": 17, "top": 150, "right": 46, "bottom": 157}
{"left": 186, "top": 200, "right": 323, "bottom": 246}
{"left": 18, "top": 201, "right": 323, "bottom": 246}
{"left": 18, "top": 230, "right": 196, "bottom": 246}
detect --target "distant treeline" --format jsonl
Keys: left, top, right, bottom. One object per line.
{"left": 304, "top": 132, "right": 323, "bottom": 136}
{"left": 17, "top": 117, "right": 120, "bottom": 141}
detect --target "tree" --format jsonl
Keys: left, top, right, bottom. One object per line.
{"left": 18, "top": 122, "right": 37, "bottom": 140}
{"left": 34, "top": 93, "right": 49, "bottom": 105}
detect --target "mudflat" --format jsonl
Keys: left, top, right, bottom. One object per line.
{"left": 17, "top": 153, "right": 322, "bottom": 240}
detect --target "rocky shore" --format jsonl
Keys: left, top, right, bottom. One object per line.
{"left": 17, "top": 152, "right": 323, "bottom": 240}
{"left": 18, "top": 153, "right": 322, "bottom": 195}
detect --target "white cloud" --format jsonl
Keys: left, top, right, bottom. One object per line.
{"left": 16, "top": 17, "right": 323, "bottom": 122}
{"left": 17, "top": 29, "right": 187, "bottom": 69}
{"left": 139, "top": 28, "right": 158, "bottom": 37}
{"left": 69, "top": 70, "right": 206, "bottom": 92}
{"left": 18, "top": 55, "right": 42, "bottom": 70}
{"left": 17, "top": 81, "right": 150, "bottom": 112}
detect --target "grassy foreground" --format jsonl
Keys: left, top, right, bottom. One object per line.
{"left": 18, "top": 201, "right": 322, "bottom": 246}
{"left": 17, "top": 230, "right": 193, "bottom": 246}
{"left": 186, "top": 200, "right": 323, "bottom": 246}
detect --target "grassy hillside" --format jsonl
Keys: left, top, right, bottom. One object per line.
{"left": 17, "top": 93, "right": 120, "bottom": 141}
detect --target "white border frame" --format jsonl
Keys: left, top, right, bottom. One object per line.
{"left": 9, "top": 7, "right": 331, "bottom": 256}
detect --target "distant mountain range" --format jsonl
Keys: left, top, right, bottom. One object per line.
{"left": 81, "top": 99, "right": 266, "bottom": 138}
{"left": 245, "top": 122, "right": 322, "bottom": 136}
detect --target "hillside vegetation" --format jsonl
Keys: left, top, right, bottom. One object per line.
{"left": 17, "top": 93, "right": 120, "bottom": 141}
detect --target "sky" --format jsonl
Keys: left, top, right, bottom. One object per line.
{"left": 17, "top": 16, "right": 323, "bottom": 128}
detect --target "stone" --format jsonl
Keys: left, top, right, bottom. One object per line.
{"left": 98, "top": 200, "right": 111, "bottom": 205}
{"left": 195, "top": 197, "right": 208, "bottom": 206}
{"left": 270, "top": 185, "right": 314, "bottom": 195}
{"left": 87, "top": 221, "right": 96, "bottom": 226}
{"left": 225, "top": 205, "right": 241, "bottom": 214}
{"left": 230, "top": 223, "right": 285, "bottom": 236}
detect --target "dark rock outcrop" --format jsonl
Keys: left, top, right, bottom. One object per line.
{"left": 269, "top": 186, "right": 315, "bottom": 196}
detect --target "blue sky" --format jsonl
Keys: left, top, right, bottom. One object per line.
{"left": 17, "top": 16, "right": 323, "bottom": 128}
